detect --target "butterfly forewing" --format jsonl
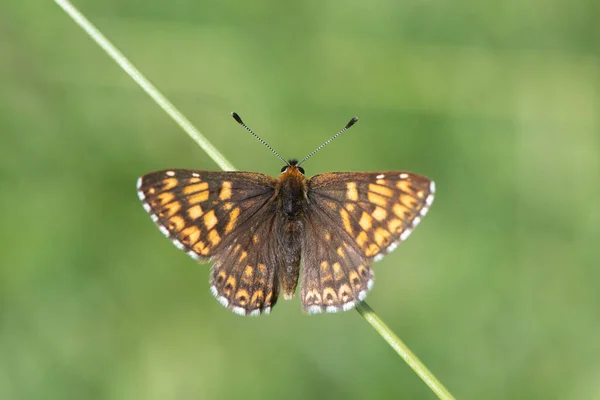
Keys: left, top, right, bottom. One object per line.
{"left": 308, "top": 172, "right": 435, "bottom": 262}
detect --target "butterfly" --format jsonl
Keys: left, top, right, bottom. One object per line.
{"left": 137, "top": 113, "right": 435, "bottom": 316}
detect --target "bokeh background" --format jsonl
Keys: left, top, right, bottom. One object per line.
{"left": 2, "top": 0, "right": 599, "bottom": 399}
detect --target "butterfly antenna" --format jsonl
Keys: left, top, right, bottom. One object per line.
{"left": 231, "top": 112, "right": 289, "bottom": 165}
{"left": 297, "top": 117, "right": 358, "bottom": 166}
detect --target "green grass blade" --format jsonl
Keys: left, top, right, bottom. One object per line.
{"left": 54, "top": 0, "right": 235, "bottom": 171}
{"left": 356, "top": 301, "right": 456, "bottom": 400}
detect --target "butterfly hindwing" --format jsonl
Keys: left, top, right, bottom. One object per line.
{"left": 301, "top": 206, "right": 375, "bottom": 314}
{"left": 208, "top": 210, "right": 284, "bottom": 316}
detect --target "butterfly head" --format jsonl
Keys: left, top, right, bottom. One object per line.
{"left": 281, "top": 159, "right": 305, "bottom": 175}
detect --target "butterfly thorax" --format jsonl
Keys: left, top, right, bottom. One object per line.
{"left": 276, "top": 165, "right": 308, "bottom": 220}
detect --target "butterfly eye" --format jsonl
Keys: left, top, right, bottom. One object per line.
{"left": 298, "top": 167, "right": 305, "bottom": 174}
{"left": 280, "top": 166, "right": 288, "bottom": 173}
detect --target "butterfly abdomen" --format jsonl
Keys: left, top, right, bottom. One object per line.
{"left": 272, "top": 165, "right": 308, "bottom": 298}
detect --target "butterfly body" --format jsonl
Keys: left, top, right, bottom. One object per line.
{"left": 277, "top": 164, "right": 308, "bottom": 220}
{"left": 273, "top": 164, "right": 307, "bottom": 299}
{"left": 137, "top": 162, "right": 434, "bottom": 316}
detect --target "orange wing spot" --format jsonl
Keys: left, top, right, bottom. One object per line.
{"left": 305, "top": 289, "right": 322, "bottom": 305}
{"left": 161, "top": 178, "right": 178, "bottom": 191}
{"left": 193, "top": 240, "right": 207, "bottom": 254}
{"left": 320, "top": 261, "right": 332, "bottom": 281}
{"left": 346, "top": 203, "right": 356, "bottom": 212}
{"left": 200, "top": 247, "right": 211, "bottom": 256}
{"left": 346, "top": 182, "right": 358, "bottom": 201}
{"left": 369, "top": 184, "right": 394, "bottom": 198}
{"left": 416, "top": 190, "right": 425, "bottom": 199}
{"left": 183, "top": 182, "right": 209, "bottom": 195}
{"left": 189, "top": 177, "right": 202, "bottom": 184}
{"left": 332, "top": 262, "right": 344, "bottom": 280}
{"left": 323, "top": 199, "right": 338, "bottom": 211}
{"left": 252, "top": 234, "right": 260, "bottom": 244}
{"left": 235, "top": 289, "right": 250, "bottom": 305}
{"left": 338, "top": 284, "right": 352, "bottom": 302}
{"left": 349, "top": 270, "right": 361, "bottom": 289}
{"left": 367, "top": 192, "right": 388, "bottom": 207}
{"left": 243, "top": 265, "right": 254, "bottom": 282}
{"left": 364, "top": 243, "right": 380, "bottom": 257}
{"left": 215, "top": 270, "right": 227, "bottom": 285}
{"left": 357, "top": 265, "right": 370, "bottom": 278}
{"left": 224, "top": 276, "right": 237, "bottom": 295}
{"left": 396, "top": 180, "right": 412, "bottom": 193}
{"left": 258, "top": 264, "right": 266, "bottom": 275}
{"left": 359, "top": 212, "right": 372, "bottom": 231}
{"left": 393, "top": 203, "right": 408, "bottom": 219}
{"left": 223, "top": 276, "right": 237, "bottom": 297}
{"left": 374, "top": 228, "right": 391, "bottom": 247}
{"left": 181, "top": 226, "right": 200, "bottom": 245}
{"left": 188, "top": 191, "right": 209, "bottom": 204}
{"left": 239, "top": 251, "right": 248, "bottom": 262}
{"left": 336, "top": 247, "right": 345, "bottom": 258}
{"left": 160, "top": 201, "right": 182, "bottom": 218}
{"left": 324, "top": 232, "right": 331, "bottom": 241}
{"left": 223, "top": 202, "right": 234, "bottom": 211}
{"left": 156, "top": 192, "right": 175, "bottom": 205}
{"left": 208, "top": 229, "right": 221, "bottom": 246}
{"left": 251, "top": 290, "right": 265, "bottom": 307}
{"left": 400, "top": 194, "right": 419, "bottom": 209}
{"left": 323, "top": 287, "right": 338, "bottom": 304}
{"left": 225, "top": 207, "right": 240, "bottom": 233}
{"left": 388, "top": 218, "right": 404, "bottom": 233}
{"left": 147, "top": 187, "right": 156, "bottom": 195}
{"left": 340, "top": 209, "right": 353, "bottom": 234}
{"left": 356, "top": 231, "right": 368, "bottom": 247}
{"left": 203, "top": 210, "right": 218, "bottom": 230}
{"left": 265, "top": 292, "right": 273, "bottom": 306}
{"left": 168, "top": 215, "right": 186, "bottom": 232}
{"left": 376, "top": 179, "right": 386, "bottom": 185}
{"left": 372, "top": 206, "right": 387, "bottom": 221}
{"left": 219, "top": 181, "right": 232, "bottom": 200}
{"left": 187, "top": 205, "right": 204, "bottom": 220}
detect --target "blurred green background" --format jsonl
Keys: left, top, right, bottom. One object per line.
{"left": 2, "top": 0, "right": 599, "bottom": 399}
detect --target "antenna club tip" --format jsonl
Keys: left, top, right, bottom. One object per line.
{"left": 231, "top": 112, "right": 243, "bottom": 124}
{"left": 346, "top": 116, "right": 358, "bottom": 128}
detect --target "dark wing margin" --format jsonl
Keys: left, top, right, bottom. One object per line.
{"left": 137, "top": 169, "right": 280, "bottom": 316}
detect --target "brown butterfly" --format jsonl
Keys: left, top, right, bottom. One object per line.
{"left": 137, "top": 114, "right": 435, "bottom": 316}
